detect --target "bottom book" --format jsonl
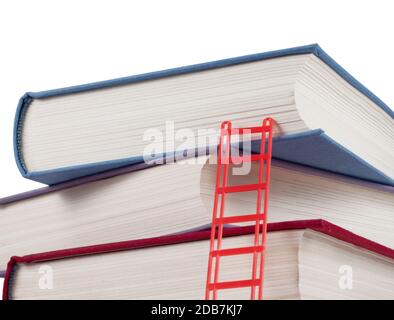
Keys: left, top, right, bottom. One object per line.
{"left": 3, "top": 220, "right": 394, "bottom": 300}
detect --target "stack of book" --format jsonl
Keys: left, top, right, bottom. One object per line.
{"left": 1, "top": 44, "right": 393, "bottom": 300}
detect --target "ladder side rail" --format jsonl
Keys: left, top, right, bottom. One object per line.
{"left": 250, "top": 123, "right": 267, "bottom": 299}
{"left": 205, "top": 122, "right": 226, "bottom": 299}
{"left": 212, "top": 121, "right": 232, "bottom": 300}
{"left": 258, "top": 118, "right": 275, "bottom": 299}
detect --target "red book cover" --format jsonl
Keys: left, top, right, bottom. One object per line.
{"left": 3, "top": 219, "right": 394, "bottom": 300}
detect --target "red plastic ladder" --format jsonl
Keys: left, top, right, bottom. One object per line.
{"left": 205, "top": 117, "right": 276, "bottom": 300}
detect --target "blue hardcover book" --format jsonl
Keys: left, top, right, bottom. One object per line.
{"left": 14, "top": 44, "right": 394, "bottom": 185}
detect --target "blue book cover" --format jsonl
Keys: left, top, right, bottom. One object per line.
{"left": 13, "top": 44, "right": 394, "bottom": 186}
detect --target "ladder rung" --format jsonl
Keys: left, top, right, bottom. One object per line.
{"left": 211, "top": 245, "right": 264, "bottom": 257}
{"left": 217, "top": 183, "right": 266, "bottom": 194}
{"left": 215, "top": 213, "right": 265, "bottom": 224}
{"left": 230, "top": 126, "right": 269, "bottom": 135}
{"left": 208, "top": 279, "right": 261, "bottom": 290}
{"left": 229, "top": 154, "right": 268, "bottom": 164}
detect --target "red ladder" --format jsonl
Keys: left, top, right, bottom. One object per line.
{"left": 205, "top": 117, "right": 276, "bottom": 300}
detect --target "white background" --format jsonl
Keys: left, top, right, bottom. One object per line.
{"left": 0, "top": 0, "right": 393, "bottom": 288}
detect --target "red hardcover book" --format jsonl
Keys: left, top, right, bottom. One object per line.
{"left": 3, "top": 220, "right": 394, "bottom": 300}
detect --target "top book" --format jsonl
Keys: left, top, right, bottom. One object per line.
{"left": 14, "top": 44, "right": 394, "bottom": 185}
